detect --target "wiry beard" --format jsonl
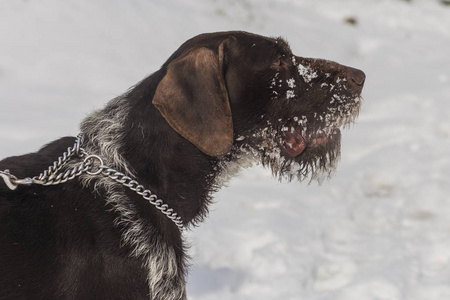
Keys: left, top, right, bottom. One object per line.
{"left": 229, "top": 94, "right": 362, "bottom": 184}
{"left": 262, "top": 131, "right": 341, "bottom": 183}
{"left": 233, "top": 125, "right": 341, "bottom": 184}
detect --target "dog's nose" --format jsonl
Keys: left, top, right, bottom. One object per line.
{"left": 348, "top": 68, "right": 366, "bottom": 89}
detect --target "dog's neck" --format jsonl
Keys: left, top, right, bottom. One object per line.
{"left": 80, "top": 91, "right": 224, "bottom": 227}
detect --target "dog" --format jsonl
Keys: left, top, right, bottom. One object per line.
{"left": 0, "top": 31, "right": 365, "bottom": 299}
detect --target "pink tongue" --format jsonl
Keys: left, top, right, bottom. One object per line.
{"left": 282, "top": 130, "right": 306, "bottom": 157}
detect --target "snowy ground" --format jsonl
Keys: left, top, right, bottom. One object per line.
{"left": 1, "top": 0, "right": 450, "bottom": 299}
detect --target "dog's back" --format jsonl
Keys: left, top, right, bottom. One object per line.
{"left": 0, "top": 137, "right": 150, "bottom": 299}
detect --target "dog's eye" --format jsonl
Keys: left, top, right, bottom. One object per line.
{"left": 272, "top": 58, "right": 282, "bottom": 68}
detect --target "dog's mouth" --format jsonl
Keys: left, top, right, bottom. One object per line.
{"left": 280, "top": 125, "right": 337, "bottom": 158}
{"left": 235, "top": 94, "right": 362, "bottom": 183}
{"left": 280, "top": 127, "right": 306, "bottom": 157}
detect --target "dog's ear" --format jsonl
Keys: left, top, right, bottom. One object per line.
{"left": 152, "top": 40, "right": 233, "bottom": 158}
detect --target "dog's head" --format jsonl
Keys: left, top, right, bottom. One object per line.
{"left": 153, "top": 31, "right": 364, "bottom": 182}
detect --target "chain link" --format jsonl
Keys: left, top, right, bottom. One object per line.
{"left": 99, "top": 166, "right": 183, "bottom": 228}
{"left": 0, "top": 134, "right": 184, "bottom": 230}
{"left": 33, "top": 133, "right": 85, "bottom": 185}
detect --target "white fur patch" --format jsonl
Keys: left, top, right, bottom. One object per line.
{"left": 69, "top": 96, "right": 186, "bottom": 300}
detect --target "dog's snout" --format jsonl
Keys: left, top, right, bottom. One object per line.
{"left": 348, "top": 68, "right": 366, "bottom": 88}
{"left": 295, "top": 57, "right": 365, "bottom": 93}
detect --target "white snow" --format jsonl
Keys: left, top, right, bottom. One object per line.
{"left": 297, "top": 63, "right": 319, "bottom": 83}
{"left": 287, "top": 78, "right": 296, "bottom": 89}
{"left": 286, "top": 90, "right": 296, "bottom": 99}
{"left": 1, "top": 0, "right": 450, "bottom": 299}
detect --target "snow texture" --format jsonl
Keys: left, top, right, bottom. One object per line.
{"left": 297, "top": 63, "right": 319, "bottom": 83}
{"left": 1, "top": 0, "right": 450, "bottom": 299}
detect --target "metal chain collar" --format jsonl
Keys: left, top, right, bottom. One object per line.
{"left": 0, "top": 134, "right": 184, "bottom": 230}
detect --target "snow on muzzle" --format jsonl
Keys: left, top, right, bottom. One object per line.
{"left": 278, "top": 58, "right": 365, "bottom": 158}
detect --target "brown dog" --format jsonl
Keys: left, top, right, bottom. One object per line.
{"left": 0, "top": 31, "right": 364, "bottom": 299}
